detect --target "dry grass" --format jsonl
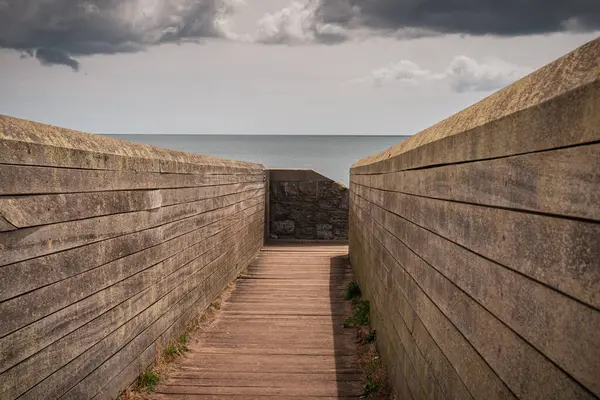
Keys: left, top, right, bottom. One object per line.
{"left": 355, "top": 326, "right": 395, "bottom": 400}
{"left": 118, "top": 279, "right": 238, "bottom": 399}
{"left": 120, "top": 388, "right": 151, "bottom": 400}
{"left": 185, "top": 279, "right": 236, "bottom": 337}
{"left": 342, "top": 279, "right": 395, "bottom": 400}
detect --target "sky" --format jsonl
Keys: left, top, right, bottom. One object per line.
{"left": 0, "top": 1, "right": 598, "bottom": 135}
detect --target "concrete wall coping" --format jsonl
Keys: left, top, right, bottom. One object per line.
{"left": 352, "top": 37, "right": 600, "bottom": 173}
{"left": 0, "top": 115, "right": 264, "bottom": 174}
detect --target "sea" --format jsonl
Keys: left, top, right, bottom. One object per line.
{"left": 103, "top": 135, "right": 409, "bottom": 186}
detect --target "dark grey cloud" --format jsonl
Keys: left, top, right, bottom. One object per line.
{"left": 256, "top": 0, "right": 599, "bottom": 45}
{"left": 316, "top": 0, "right": 600, "bottom": 37}
{"left": 0, "top": 0, "right": 236, "bottom": 70}
{"left": 35, "top": 48, "right": 80, "bottom": 71}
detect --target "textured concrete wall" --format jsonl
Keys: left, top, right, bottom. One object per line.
{"left": 349, "top": 38, "right": 600, "bottom": 400}
{"left": 268, "top": 169, "right": 348, "bottom": 241}
{"left": 0, "top": 116, "right": 265, "bottom": 400}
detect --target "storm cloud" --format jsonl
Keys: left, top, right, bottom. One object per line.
{"left": 0, "top": 0, "right": 240, "bottom": 70}
{"left": 318, "top": 0, "right": 600, "bottom": 35}
{"left": 2, "top": 1, "right": 598, "bottom": 69}
{"left": 261, "top": 0, "right": 600, "bottom": 44}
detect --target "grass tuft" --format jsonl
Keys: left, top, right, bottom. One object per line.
{"left": 179, "top": 333, "right": 188, "bottom": 345}
{"left": 119, "top": 275, "right": 239, "bottom": 399}
{"left": 345, "top": 280, "right": 362, "bottom": 300}
{"left": 364, "top": 330, "right": 377, "bottom": 344}
{"left": 363, "top": 375, "right": 381, "bottom": 396}
{"left": 343, "top": 279, "right": 394, "bottom": 399}
{"left": 137, "top": 371, "right": 159, "bottom": 392}
{"left": 344, "top": 299, "right": 370, "bottom": 327}
{"left": 165, "top": 342, "right": 186, "bottom": 357}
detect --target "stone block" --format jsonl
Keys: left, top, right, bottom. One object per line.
{"left": 271, "top": 219, "right": 295, "bottom": 234}
{"left": 298, "top": 181, "right": 318, "bottom": 197}
{"left": 281, "top": 182, "right": 299, "bottom": 197}
{"left": 317, "top": 223, "right": 334, "bottom": 240}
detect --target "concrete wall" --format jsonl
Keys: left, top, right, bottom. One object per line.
{"left": 0, "top": 116, "right": 265, "bottom": 400}
{"left": 268, "top": 169, "right": 348, "bottom": 241}
{"left": 349, "top": 38, "right": 600, "bottom": 400}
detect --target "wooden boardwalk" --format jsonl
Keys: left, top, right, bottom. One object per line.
{"left": 151, "top": 243, "right": 363, "bottom": 399}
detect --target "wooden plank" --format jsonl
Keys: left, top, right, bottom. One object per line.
{"left": 373, "top": 295, "right": 428, "bottom": 400}
{"left": 0, "top": 164, "right": 263, "bottom": 195}
{"left": 103, "top": 230, "right": 263, "bottom": 400}
{"left": 89, "top": 243, "right": 258, "bottom": 400}
{"left": 352, "top": 143, "right": 600, "bottom": 221}
{"left": 93, "top": 341, "right": 156, "bottom": 400}
{"left": 3, "top": 221, "right": 262, "bottom": 400}
{"left": 149, "top": 395, "right": 348, "bottom": 400}
{"left": 367, "top": 256, "right": 469, "bottom": 400}
{"left": 351, "top": 221, "right": 475, "bottom": 400}
{"left": 372, "top": 319, "right": 415, "bottom": 400}
{"left": 0, "top": 182, "right": 264, "bottom": 228}
{"left": 0, "top": 209, "right": 263, "bottom": 370}
{"left": 149, "top": 384, "right": 360, "bottom": 397}
{"left": 0, "top": 197, "right": 263, "bottom": 302}
{"left": 1, "top": 238, "right": 217, "bottom": 393}
{"left": 351, "top": 217, "right": 472, "bottom": 400}
{"left": 175, "top": 354, "right": 357, "bottom": 371}
{"left": 351, "top": 215, "right": 516, "bottom": 400}
{"left": 352, "top": 216, "right": 482, "bottom": 399}
{"left": 0, "top": 214, "right": 16, "bottom": 232}
{"left": 58, "top": 230, "right": 263, "bottom": 400}
{"left": 351, "top": 191, "right": 600, "bottom": 395}
{"left": 370, "top": 306, "right": 422, "bottom": 400}
{"left": 0, "top": 214, "right": 263, "bottom": 380}
{"left": 0, "top": 189, "right": 264, "bottom": 266}
{"left": 160, "top": 182, "right": 264, "bottom": 207}
{"left": 0, "top": 190, "right": 162, "bottom": 228}
{"left": 158, "top": 378, "right": 362, "bottom": 390}
{"left": 351, "top": 39, "right": 600, "bottom": 174}
{"left": 0, "top": 203, "right": 261, "bottom": 332}
{"left": 351, "top": 184, "right": 600, "bottom": 310}
{"left": 352, "top": 202, "right": 595, "bottom": 399}
{"left": 156, "top": 371, "right": 362, "bottom": 382}
{"left": 69, "top": 246, "right": 242, "bottom": 399}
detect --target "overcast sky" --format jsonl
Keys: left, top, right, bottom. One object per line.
{"left": 0, "top": 0, "right": 598, "bottom": 135}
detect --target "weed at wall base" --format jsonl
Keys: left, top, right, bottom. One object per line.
{"left": 345, "top": 279, "right": 362, "bottom": 300}
{"left": 137, "top": 371, "right": 159, "bottom": 392}
{"left": 344, "top": 299, "right": 370, "bottom": 327}
{"left": 343, "top": 280, "right": 394, "bottom": 400}
{"left": 364, "top": 375, "right": 381, "bottom": 396}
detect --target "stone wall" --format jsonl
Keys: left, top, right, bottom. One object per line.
{"left": 268, "top": 169, "right": 348, "bottom": 241}
{"left": 349, "top": 38, "right": 600, "bottom": 399}
{"left": 0, "top": 116, "right": 265, "bottom": 400}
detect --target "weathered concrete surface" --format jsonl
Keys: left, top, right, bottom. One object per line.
{"left": 0, "top": 115, "right": 261, "bottom": 174}
{"left": 0, "top": 116, "right": 266, "bottom": 400}
{"left": 349, "top": 38, "right": 600, "bottom": 399}
{"left": 268, "top": 169, "right": 349, "bottom": 241}
{"left": 151, "top": 243, "right": 363, "bottom": 399}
